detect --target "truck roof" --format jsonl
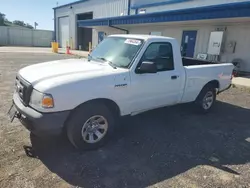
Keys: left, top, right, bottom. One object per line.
{"left": 109, "top": 34, "right": 175, "bottom": 41}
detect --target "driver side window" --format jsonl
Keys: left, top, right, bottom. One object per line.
{"left": 140, "top": 42, "right": 174, "bottom": 72}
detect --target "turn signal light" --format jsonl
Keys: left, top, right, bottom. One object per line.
{"left": 42, "top": 95, "right": 54, "bottom": 108}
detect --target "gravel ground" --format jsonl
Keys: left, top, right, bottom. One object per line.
{"left": 0, "top": 52, "right": 250, "bottom": 188}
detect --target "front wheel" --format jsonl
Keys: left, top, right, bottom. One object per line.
{"left": 195, "top": 85, "right": 216, "bottom": 113}
{"left": 66, "top": 102, "right": 115, "bottom": 150}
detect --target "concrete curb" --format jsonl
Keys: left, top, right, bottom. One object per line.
{"left": 232, "top": 77, "right": 250, "bottom": 90}
{"left": 231, "top": 83, "right": 250, "bottom": 90}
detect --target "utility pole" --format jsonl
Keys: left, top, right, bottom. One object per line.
{"left": 34, "top": 22, "right": 38, "bottom": 29}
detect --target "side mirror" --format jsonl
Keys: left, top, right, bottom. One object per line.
{"left": 137, "top": 61, "right": 157, "bottom": 74}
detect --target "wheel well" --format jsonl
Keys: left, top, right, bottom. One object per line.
{"left": 92, "top": 98, "right": 121, "bottom": 117}
{"left": 64, "top": 98, "right": 121, "bottom": 127}
{"left": 206, "top": 80, "right": 219, "bottom": 89}
{"left": 79, "top": 98, "right": 119, "bottom": 116}
{"left": 196, "top": 80, "right": 220, "bottom": 101}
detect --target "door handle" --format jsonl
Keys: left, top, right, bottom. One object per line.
{"left": 171, "top": 75, "right": 178, "bottom": 80}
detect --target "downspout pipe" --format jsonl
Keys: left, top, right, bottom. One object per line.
{"left": 109, "top": 25, "right": 129, "bottom": 34}
{"left": 53, "top": 9, "right": 57, "bottom": 41}
{"left": 128, "top": 0, "right": 131, "bottom": 15}
{"left": 108, "top": 20, "right": 129, "bottom": 34}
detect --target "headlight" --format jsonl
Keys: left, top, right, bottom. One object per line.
{"left": 29, "top": 90, "right": 54, "bottom": 109}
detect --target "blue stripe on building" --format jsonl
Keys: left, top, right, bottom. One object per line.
{"left": 78, "top": 1, "right": 250, "bottom": 27}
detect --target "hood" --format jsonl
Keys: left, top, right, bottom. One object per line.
{"left": 19, "top": 59, "right": 116, "bottom": 85}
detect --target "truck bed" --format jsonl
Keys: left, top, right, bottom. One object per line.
{"left": 182, "top": 57, "right": 219, "bottom": 66}
{"left": 181, "top": 62, "right": 234, "bottom": 104}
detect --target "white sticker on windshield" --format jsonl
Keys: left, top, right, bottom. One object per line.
{"left": 124, "top": 39, "right": 141, "bottom": 46}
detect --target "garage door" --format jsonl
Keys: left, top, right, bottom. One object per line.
{"left": 58, "top": 17, "right": 69, "bottom": 48}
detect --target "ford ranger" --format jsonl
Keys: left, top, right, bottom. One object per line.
{"left": 8, "top": 34, "right": 234, "bottom": 150}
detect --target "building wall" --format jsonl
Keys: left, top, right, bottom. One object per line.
{"left": 55, "top": 0, "right": 250, "bottom": 49}
{"left": 55, "top": 0, "right": 129, "bottom": 48}
{"left": 92, "top": 27, "right": 127, "bottom": 48}
{"left": 0, "top": 26, "right": 8, "bottom": 45}
{"left": 92, "top": 26, "right": 127, "bottom": 47}
{"left": 55, "top": 0, "right": 250, "bottom": 71}
{"left": 0, "top": 26, "right": 53, "bottom": 47}
{"left": 131, "top": 0, "right": 250, "bottom": 14}
{"left": 128, "top": 20, "right": 250, "bottom": 71}
{"left": 220, "top": 25, "right": 250, "bottom": 72}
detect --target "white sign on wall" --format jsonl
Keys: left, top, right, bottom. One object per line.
{"left": 150, "top": 31, "right": 162, "bottom": 36}
{"left": 207, "top": 31, "right": 224, "bottom": 55}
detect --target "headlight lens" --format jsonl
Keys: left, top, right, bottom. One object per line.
{"left": 29, "top": 90, "right": 54, "bottom": 109}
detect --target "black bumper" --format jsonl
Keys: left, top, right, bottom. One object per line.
{"left": 13, "top": 93, "right": 70, "bottom": 137}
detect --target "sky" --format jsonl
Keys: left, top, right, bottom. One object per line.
{"left": 1, "top": 0, "right": 74, "bottom": 30}
{"left": 0, "top": 0, "right": 165, "bottom": 30}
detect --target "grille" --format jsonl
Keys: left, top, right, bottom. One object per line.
{"left": 15, "top": 75, "right": 33, "bottom": 106}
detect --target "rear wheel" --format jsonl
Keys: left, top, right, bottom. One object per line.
{"left": 195, "top": 85, "right": 216, "bottom": 113}
{"left": 66, "top": 102, "right": 115, "bottom": 150}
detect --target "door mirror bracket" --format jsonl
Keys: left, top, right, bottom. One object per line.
{"left": 136, "top": 61, "right": 157, "bottom": 74}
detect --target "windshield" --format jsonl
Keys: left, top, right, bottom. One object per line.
{"left": 89, "top": 37, "right": 144, "bottom": 68}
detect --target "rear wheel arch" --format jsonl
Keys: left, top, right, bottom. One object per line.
{"left": 207, "top": 80, "right": 220, "bottom": 90}
{"left": 198, "top": 80, "right": 220, "bottom": 98}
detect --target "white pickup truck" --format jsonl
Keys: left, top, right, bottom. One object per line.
{"left": 9, "top": 34, "right": 233, "bottom": 150}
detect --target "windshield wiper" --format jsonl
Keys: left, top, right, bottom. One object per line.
{"left": 96, "top": 57, "right": 117, "bottom": 69}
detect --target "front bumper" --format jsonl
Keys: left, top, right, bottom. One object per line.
{"left": 13, "top": 93, "right": 70, "bottom": 137}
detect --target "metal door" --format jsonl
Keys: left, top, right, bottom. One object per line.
{"left": 181, "top": 30, "right": 197, "bottom": 57}
{"left": 58, "top": 17, "right": 69, "bottom": 48}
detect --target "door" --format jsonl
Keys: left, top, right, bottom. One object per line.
{"left": 58, "top": 17, "right": 69, "bottom": 48}
{"left": 98, "top": 31, "right": 105, "bottom": 44}
{"left": 181, "top": 30, "right": 197, "bottom": 58}
{"left": 130, "top": 42, "right": 183, "bottom": 113}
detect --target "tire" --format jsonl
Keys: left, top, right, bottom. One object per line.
{"left": 66, "top": 102, "right": 115, "bottom": 150}
{"left": 195, "top": 84, "right": 216, "bottom": 113}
